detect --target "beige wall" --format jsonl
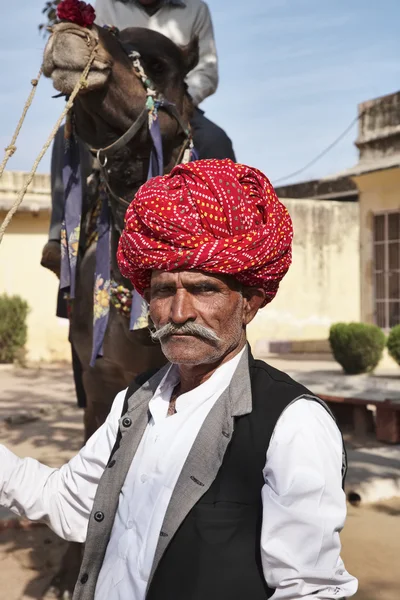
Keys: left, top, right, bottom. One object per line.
{"left": 248, "top": 198, "right": 360, "bottom": 354}
{"left": 353, "top": 167, "right": 400, "bottom": 325}
{"left": 0, "top": 211, "right": 71, "bottom": 362}
{"left": 0, "top": 194, "right": 361, "bottom": 361}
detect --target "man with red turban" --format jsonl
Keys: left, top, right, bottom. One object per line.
{"left": 0, "top": 160, "right": 357, "bottom": 600}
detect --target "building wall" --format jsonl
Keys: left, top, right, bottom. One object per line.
{"left": 0, "top": 195, "right": 360, "bottom": 362}
{"left": 0, "top": 210, "right": 70, "bottom": 362}
{"left": 248, "top": 198, "right": 360, "bottom": 353}
{"left": 353, "top": 167, "right": 400, "bottom": 325}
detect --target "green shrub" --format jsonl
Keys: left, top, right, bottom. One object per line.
{"left": 387, "top": 325, "right": 400, "bottom": 366}
{"left": 329, "top": 322, "right": 386, "bottom": 375}
{"left": 0, "top": 294, "right": 29, "bottom": 363}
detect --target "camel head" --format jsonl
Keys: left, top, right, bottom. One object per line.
{"left": 43, "top": 23, "right": 199, "bottom": 200}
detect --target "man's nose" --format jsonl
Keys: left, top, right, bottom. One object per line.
{"left": 169, "top": 289, "right": 197, "bottom": 324}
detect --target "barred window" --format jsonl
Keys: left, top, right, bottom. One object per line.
{"left": 373, "top": 212, "right": 400, "bottom": 329}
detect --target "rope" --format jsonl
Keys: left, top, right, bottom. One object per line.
{"left": 0, "top": 45, "right": 98, "bottom": 246}
{"left": 0, "top": 68, "right": 43, "bottom": 180}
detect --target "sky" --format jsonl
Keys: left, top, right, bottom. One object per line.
{"left": 0, "top": 0, "right": 399, "bottom": 185}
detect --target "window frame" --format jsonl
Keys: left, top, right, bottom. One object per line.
{"left": 372, "top": 209, "right": 400, "bottom": 330}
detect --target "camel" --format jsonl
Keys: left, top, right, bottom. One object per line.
{"left": 40, "top": 21, "right": 199, "bottom": 597}
{"left": 43, "top": 21, "right": 199, "bottom": 434}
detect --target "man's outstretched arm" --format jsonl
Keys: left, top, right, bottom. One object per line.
{"left": 0, "top": 390, "right": 125, "bottom": 542}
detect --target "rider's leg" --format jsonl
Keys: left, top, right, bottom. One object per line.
{"left": 190, "top": 108, "right": 236, "bottom": 161}
{"left": 42, "top": 125, "right": 93, "bottom": 275}
{"left": 48, "top": 125, "right": 66, "bottom": 242}
{"left": 41, "top": 126, "right": 66, "bottom": 276}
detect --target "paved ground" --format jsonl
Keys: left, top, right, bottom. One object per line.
{"left": 0, "top": 364, "right": 81, "bottom": 522}
{"left": 1, "top": 357, "right": 399, "bottom": 511}
{"left": 0, "top": 359, "right": 399, "bottom": 599}
{"left": 266, "top": 354, "right": 400, "bottom": 502}
{"left": 267, "top": 354, "right": 400, "bottom": 402}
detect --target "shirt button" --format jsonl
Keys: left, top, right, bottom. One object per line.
{"left": 80, "top": 573, "right": 89, "bottom": 584}
{"left": 141, "top": 474, "right": 148, "bottom": 483}
{"left": 94, "top": 511, "right": 104, "bottom": 522}
{"left": 122, "top": 417, "right": 132, "bottom": 428}
{"left": 127, "top": 519, "right": 134, "bottom": 529}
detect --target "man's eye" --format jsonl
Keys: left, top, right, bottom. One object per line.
{"left": 152, "top": 287, "right": 175, "bottom": 297}
{"left": 193, "top": 285, "right": 218, "bottom": 294}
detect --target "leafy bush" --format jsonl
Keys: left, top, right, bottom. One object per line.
{"left": 329, "top": 322, "right": 386, "bottom": 375}
{"left": 387, "top": 325, "right": 400, "bottom": 366}
{"left": 0, "top": 294, "right": 29, "bottom": 363}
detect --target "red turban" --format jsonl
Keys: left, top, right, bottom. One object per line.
{"left": 117, "top": 159, "right": 293, "bottom": 306}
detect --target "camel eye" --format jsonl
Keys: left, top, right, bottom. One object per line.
{"left": 149, "top": 58, "right": 165, "bottom": 76}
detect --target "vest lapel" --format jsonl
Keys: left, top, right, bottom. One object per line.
{"left": 75, "top": 367, "right": 168, "bottom": 600}
{"left": 148, "top": 347, "right": 252, "bottom": 585}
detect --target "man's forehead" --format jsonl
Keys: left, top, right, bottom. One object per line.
{"left": 151, "top": 270, "right": 220, "bottom": 282}
{"left": 150, "top": 270, "right": 239, "bottom": 288}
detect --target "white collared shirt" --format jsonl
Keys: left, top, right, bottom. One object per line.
{"left": 94, "top": 0, "right": 219, "bottom": 106}
{"left": 96, "top": 350, "right": 243, "bottom": 599}
{"left": 0, "top": 349, "right": 357, "bottom": 599}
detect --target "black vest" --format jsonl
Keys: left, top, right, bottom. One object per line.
{"left": 122, "top": 353, "right": 339, "bottom": 600}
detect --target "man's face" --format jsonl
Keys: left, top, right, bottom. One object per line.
{"left": 147, "top": 270, "right": 263, "bottom": 366}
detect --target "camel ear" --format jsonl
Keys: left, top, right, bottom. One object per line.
{"left": 181, "top": 36, "right": 199, "bottom": 75}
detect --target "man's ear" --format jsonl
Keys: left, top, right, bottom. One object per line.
{"left": 242, "top": 287, "right": 266, "bottom": 326}
{"left": 181, "top": 36, "right": 199, "bottom": 75}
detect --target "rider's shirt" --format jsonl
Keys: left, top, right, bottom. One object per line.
{"left": 94, "top": 0, "right": 219, "bottom": 106}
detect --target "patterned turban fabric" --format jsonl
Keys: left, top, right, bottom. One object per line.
{"left": 117, "top": 159, "right": 293, "bottom": 306}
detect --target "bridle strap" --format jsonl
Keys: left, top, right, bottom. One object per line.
{"left": 87, "top": 37, "right": 194, "bottom": 209}
{"left": 93, "top": 100, "right": 191, "bottom": 163}
{"left": 93, "top": 106, "right": 148, "bottom": 160}
{"left": 162, "top": 100, "right": 191, "bottom": 138}
{"left": 100, "top": 168, "right": 130, "bottom": 212}
{"left": 98, "top": 128, "right": 192, "bottom": 212}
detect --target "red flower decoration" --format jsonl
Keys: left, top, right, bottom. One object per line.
{"left": 57, "top": 0, "right": 96, "bottom": 28}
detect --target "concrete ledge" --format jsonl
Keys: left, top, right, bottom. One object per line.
{"left": 254, "top": 338, "right": 333, "bottom": 356}
{"left": 0, "top": 170, "right": 51, "bottom": 213}
{"left": 345, "top": 445, "right": 400, "bottom": 503}
{"left": 346, "top": 477, "right": 400, "bottom": 504}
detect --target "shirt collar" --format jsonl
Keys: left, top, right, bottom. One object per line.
{"left": 150, "top": 347, "right": 246, "bottom": 421}
{"left": 175, "top": 349, "right": 246, "bottom": 414}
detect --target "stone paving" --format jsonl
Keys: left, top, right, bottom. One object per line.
{"left": 0, "top": 359, "right": 399, "bottom": 600}
{"left": 265, "top": 354, "right": 400, "bottom": 501}
{"left": 0, "top": 356, "right": 399, "bottom": 519}
{"left": 266, "top": 354, "right": 400, "bottom": 403}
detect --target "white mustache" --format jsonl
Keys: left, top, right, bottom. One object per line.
{"left": 150, "top": 322, "right": 221, "bottom": 344}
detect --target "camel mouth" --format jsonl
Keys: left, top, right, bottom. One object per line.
{"left": 43, "top": 22, "right": 112, "bottom": 94}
